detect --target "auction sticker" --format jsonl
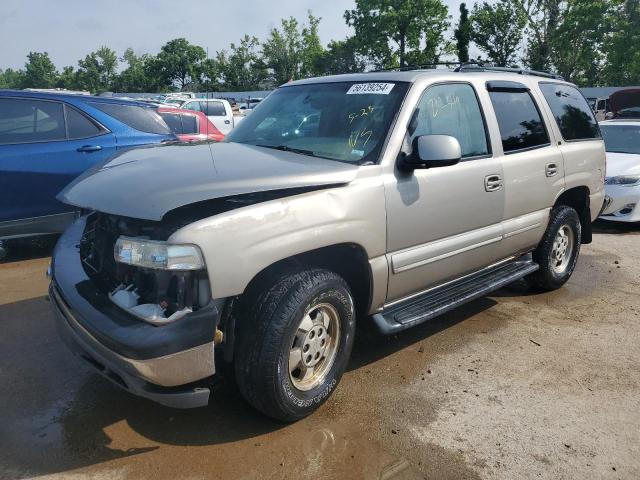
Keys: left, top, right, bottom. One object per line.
{"left": 346, "top": 83, "right": 395, "bottom": 95}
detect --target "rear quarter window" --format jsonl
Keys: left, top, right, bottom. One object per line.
{"left": 90, "top": 102, "right": 171, "bottom": 135}
{"left": 539, "top": 83, "right": 600, "bottom": 141}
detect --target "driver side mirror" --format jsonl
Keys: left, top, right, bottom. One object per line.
{"left": 401, "top": 135, "right": 462, "bottom": 170}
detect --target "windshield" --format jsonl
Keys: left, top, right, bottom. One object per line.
{"left": 225, "top": 81, "right": 409, "bottom": 164}
{"left": 601, "top": 124, "right": 640, "bottom": 154}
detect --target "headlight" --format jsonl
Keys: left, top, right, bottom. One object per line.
{"left": 114, "top": 236, "right": 204, "bottom": 270}
{"left": 604, "top": 175, "right": 640, "bottom": 186}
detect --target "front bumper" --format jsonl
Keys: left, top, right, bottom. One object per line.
{"left": 50, "top": 216, "right": 219, "bottom": 408}
{"left": 599, "top": 184, "right": 640, "bottom": 222}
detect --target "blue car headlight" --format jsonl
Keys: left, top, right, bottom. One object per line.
{"left": 604, "top": 175, "right": 640, "bottom": 186}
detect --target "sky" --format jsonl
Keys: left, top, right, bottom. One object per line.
{"left": 0, "top": 0, "right": 472, "bottom": 70}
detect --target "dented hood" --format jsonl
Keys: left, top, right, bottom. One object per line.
{"left": 59, "top": 142, "right": 359, "bottom": 220}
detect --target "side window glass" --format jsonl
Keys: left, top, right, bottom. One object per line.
{"left": 205, "top": 101, "right": 226, "bottom": 116}
{"left": 65, "top": 105, "right": 103, "bottom": 139}
{"left": 539, "top": 83, "right": 600, "bottom": 141}
{"left": 411, "top": 83, "right": 489, "bottom": 158}
{"left": 184, "top": 101, "right": 202, "bottom": 113}
{"left": 0, "top": 98, "right": 65, "bottom": 144}
{"left": 90, "top": 103, "right": 171, "bottom": 135}
{"left": 489, "top": 90, "right": 550, "bottom": 153}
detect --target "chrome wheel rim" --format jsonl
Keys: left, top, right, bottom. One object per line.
{"left": 288, "top": 303, "right": 341, "bottom": 392}
{"left": 551, "top": 225, "right": 574, "bottom": 274}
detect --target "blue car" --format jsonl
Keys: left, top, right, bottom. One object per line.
{"left": 0, "top": 91, "right": 175, "bottom": 242}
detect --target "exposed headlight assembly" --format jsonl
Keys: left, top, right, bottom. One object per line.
{"left": 604, "top": 175, "right": 640, "bottom": 186}
{"left": 114, "top": 236, "right": 204, "bottom": 270}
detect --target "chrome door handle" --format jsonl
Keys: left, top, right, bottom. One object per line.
{"left": 546, "top": 163, "right": 558, "bottom": 177}
{"left": 485, "top": 174, "right": 503, "bottom": 192}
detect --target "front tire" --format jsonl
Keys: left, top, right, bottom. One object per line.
{"left": 234, "top": 269, "right": 355, "bottom": 422}
{"left": 527, "top": 206, "right": 582, "bottom": 291}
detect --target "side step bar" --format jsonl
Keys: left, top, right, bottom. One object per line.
{"left": 372, "top": 259, "right": 539, "bottom": 335}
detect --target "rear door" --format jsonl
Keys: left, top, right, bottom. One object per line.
{"left": 485, "top": 81, "right": 565, "bottom": 255}
{"left": 0, "top": 98, "right": 116, "bottom": 228}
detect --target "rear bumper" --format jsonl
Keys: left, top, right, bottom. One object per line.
{"left": 51, "top": 283, "right": 212, "bottom": 409}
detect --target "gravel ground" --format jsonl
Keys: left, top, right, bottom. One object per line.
{"left": 0, "top": 221, "right": 638, "bottom": 480}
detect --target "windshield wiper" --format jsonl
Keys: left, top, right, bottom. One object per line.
{"left": 255, "top": 144, "right": 319, "bottom": 157}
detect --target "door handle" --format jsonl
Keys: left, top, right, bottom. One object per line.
{"left": 224, "top": 120, "right": 231, "bottom": 124}
{"left": 77, "top": 145, "right": 102, "bottom": 153}
{"left": 485, "top": 174, "right": 503, "bottom": 192}
{"left": 545, "top": 163, "right": 558, "bottom": 177}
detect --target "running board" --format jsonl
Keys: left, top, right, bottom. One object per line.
{"left": 372, "top": 259, "right": 539, "bottom": 335}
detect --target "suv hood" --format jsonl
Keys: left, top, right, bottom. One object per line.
{"left": 59, "top": 142, "right": 359, "bottom": 221}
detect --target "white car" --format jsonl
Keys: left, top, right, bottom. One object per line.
{"left": 179, "top": 98, "right": 235, "bottom": 135}
{"left": 599, "top": 120, "right": 640, "bottom": 222}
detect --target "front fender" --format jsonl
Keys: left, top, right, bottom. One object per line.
{"left": 169, "top": 170, "right": 387, "bottom": 299}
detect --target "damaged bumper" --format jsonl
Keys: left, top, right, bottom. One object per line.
{"left": 50, "top": 216, "right": 219, "bottom": 408}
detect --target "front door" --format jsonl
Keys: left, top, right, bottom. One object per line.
{"left": 384, "top": 82, "right": 505, "bottom": 302}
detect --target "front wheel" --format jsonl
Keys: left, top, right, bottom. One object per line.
{"left": 527, "top": 206, "right": 582, "bottom": 291}
{"left": 234, "top": 269, "right": 355, "bottom": 421}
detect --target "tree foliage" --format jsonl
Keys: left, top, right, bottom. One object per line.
{"left": 23, "top": 52, "right": 58, "bottom": 89}
{"left": 3, "top": 6, "right": 640, "bottom": 92}
{"left": 470, "top": 1, "right": 527, "bottom": 66}
{"left": 345, "top": 0, "right": 450, "bottom": 68}
{"left": 454, "top": 3, "right": 472, "bottom": 63}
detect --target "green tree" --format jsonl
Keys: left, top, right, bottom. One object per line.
{"left": 515, "top": 0, "right": 562, "bottom": 71}
{"left": 470, "top": 0, "right": 527, "bottom": 66}
{"left": 22, "top": 51, "right": 58, "bottom": 88}
{"left": 602, "top": 0, "right": 640, "bottom": 86}
{"left": 76, "top": 46, "right": 118, "bottom": 93}
{"left": 345, "top": 0, "right": 450, "bottom": 69}
{"left": 216, "top": 35, "right": 267, "bottom": 90}
{"left": 454, "top": 3, "right": 472, "bottom": 63}
{"left": 300, "top": 12, "right": 325, "bottom": 77}
{"left": 155, "top": 38, "right": 206, "bottom": 90}
{"left": 0, "top": 68, "right": 24, "bottom": 89}
{"left": 56, "top": 66, "right": 78, "bottom": 90}
{"left": 113, "top": 48, "right": 165, "bottom": 92}
{"left": 316, "top": 38, "right": 367, "bottom": 75}
{"left": 262, "top": 17, "right": 304, "bottom": 84}
{"left": 551, "top": 0, "right": 612, "bottom": 85}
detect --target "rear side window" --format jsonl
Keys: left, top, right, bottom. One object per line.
{"left": 182, "top": 101, "right": 202, "bottom": 112}
{"left": 65, "top": 105, "right": 104, "bottom": 139}
{"left": 410, "top": 83, "right": 489, "bottom": 158}
{"left": 90, "top": 103, "right": 171, "bottom": 135}
{"left": 203, "top": 101, "right": 226, "bottom": 116}
{"left": 489, "top": 90, "right": 550, "bottom": 153}
{"left": 539, "top": 83, "right": 600, "bottom": 141}
{"left": 159, "top": 112, "right": 198, "bottom": 134}
{"left": 0, "top": 98, "right": 66, "bottom": 144}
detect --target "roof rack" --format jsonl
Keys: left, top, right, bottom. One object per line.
{"left": 368, "top": 61, "right": 564, "bottom": 80}
{"left": 454, "top": 62, "right": 564, "bottom": 80}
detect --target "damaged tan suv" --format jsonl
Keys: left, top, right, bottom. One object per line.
{"left": 50, "top": 67, "right": 605, "bottom": 421}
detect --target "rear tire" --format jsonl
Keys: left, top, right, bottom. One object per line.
{"left": 234, "top": 268, "right": 355, "bottom": 422}
{"left": 527, "top": 206, "right": 581, "bottom": 291}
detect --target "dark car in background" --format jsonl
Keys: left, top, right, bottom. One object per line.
{"left": 0, "top": 91, "right": 176, "bottom": 248}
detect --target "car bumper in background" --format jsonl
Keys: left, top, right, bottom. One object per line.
{"left": 599, "top": 185, "right": 640, "bottom": 222}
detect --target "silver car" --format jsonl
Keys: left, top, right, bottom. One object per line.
{"left": 50, "top": 69, "right": 605, "bottom": 421}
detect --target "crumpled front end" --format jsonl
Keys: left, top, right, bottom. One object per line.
{"left": 50, "top": 215, "right": 220, "bottom": 408}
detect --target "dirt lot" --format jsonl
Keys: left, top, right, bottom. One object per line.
{"left": 1, "top": 222, "right": 638, "bottom": 480}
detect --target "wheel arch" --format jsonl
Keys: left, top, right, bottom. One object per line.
{"left": 554, "top": 186, "right": 592, "bottom": 244}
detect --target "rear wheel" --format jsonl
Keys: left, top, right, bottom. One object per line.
{"left": 527, "top": 206, "right": 581, "bottom": 291}
{"left": 234, "top": 269, "right": 355, "bottom": 421}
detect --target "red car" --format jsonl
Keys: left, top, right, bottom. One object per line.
{"left": 157, "top": 107, "right": 225, "bottom": 142}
